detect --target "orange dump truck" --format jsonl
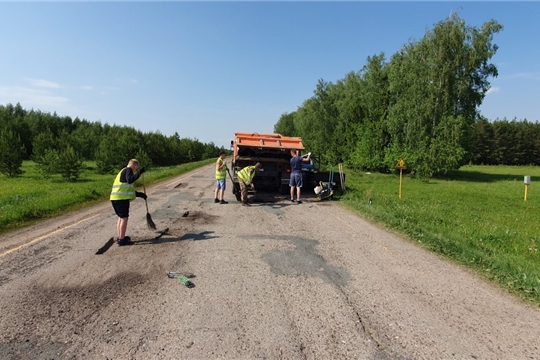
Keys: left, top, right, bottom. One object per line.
{"left": 229, "top": 132, "right": 345, "bottom": 201}
{"left": 229, "top": 132, "right": 305, "bottom": 200}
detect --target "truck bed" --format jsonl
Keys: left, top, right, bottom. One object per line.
{"left": 234, "top": 132, "right": 305, "bottom": 151}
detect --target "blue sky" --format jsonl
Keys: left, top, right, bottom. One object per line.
{"left": 0, "top": 2, "right": 539, "bottom": 148}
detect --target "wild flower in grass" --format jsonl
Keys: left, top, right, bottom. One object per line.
{"left": 528, "top": 239, "right": 538, "bottom": 254}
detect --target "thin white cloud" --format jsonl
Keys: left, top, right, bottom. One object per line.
{"left": 114, "top": 77, "right": 138, "bottom": 85}
{"left": 0, "top": 86, "right": 69, "bottom": 108}
{"left": 78, "top": 85, "right": 93, "bottom": 91}
{"left": 24, "top": 78, "right": 62, "bottom": 89}
{"left": 486, "top": 87, "right": 500, "bottom": 95}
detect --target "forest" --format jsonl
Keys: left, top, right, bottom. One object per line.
{"left": 2, "top": 14, "right": 540, "bottom": 181}
{"left": 0, "top": 102, "right": 225, "bottom": 180}
{"left": 274, "top": 14, "right": 540, "bottom": 176}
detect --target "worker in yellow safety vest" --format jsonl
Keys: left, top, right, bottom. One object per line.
{"left": 214, "top": 150, "right": 228, "bottom": 204}
{"left": 110, "top": 159, "right": 147, "bottom": 246}
{"left": 236, "top": 162, "right": 261, "bottom": 206}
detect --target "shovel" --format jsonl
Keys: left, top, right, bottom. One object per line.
{"left": 226, "top": 168, "right": 240, "bottom": 195}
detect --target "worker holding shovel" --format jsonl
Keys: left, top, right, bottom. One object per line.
{"left": 110, "top": 159, "right": 148, "bottom": 246}
{"left": 214, "top": 150, "right": 228, "bottom": 204}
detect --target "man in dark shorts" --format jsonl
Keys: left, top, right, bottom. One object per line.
{"left": 289, "top": 150, "right": 311, "bottom": 204}
{"left": 110, "top": 159, "right": 147, "bottom": 246}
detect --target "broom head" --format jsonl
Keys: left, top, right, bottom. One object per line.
{"left": 146, "top": 212, "right": 157, "bottom": 230}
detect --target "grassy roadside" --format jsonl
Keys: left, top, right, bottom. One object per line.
{"left": 3, "top": 161, "right": 540, "bottom": 306}
{"left": 0, "top": 159, "right": 214, "bottom": 236}
{"left": 338, "top": 165, "right": 540, "bottom": 306}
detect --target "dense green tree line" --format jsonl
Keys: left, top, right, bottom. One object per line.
{"left": 0, "top": 102, "right": 226, "bottom": 179}
{"left": 469, "top": 118, "right": 540, "bottom": 166}
{"left": 275, "top": 14, "right": 538, "bottom": 176}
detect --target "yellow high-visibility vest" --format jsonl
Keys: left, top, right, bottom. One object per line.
{"left": 110, "top": 168, "right": 136, "bottom": 200}
{"left": 237, "top": 165, "right": 255, "bottom": 185}
{"left": 216, "top": 158, "right": 226, "bottom": 180}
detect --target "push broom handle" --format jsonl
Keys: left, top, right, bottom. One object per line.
{"left": 142, "top": 173, "right": 149, "bottom": 212}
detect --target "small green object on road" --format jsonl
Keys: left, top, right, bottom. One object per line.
{"left": 178, "top": 275, "right": 195, "bottom": 288}
{"left": 167, "top": 271, "right": 195, "bottom": 288}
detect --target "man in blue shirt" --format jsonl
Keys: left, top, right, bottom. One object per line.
{"left": 289, "top": 150, "right": 311, "bottom": 204}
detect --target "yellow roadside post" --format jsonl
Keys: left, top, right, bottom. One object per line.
{"left": 396, "top": 159, "right": 407, "bottom": 199}
{"left": 524, "top": 176, "right": 531, "bottom": 201}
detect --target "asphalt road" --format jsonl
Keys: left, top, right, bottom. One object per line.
{"left": 1, "top": 162, "right": 539, "bottom": 360}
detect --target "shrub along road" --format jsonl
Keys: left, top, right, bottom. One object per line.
{"left": 0, "top": 162, "right": 539, "bottom": 359}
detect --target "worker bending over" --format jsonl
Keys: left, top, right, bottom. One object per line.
{"left": 237, "top": 162, "right": 261, "bottom": 206}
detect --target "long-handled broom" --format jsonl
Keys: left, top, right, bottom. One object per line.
{"left": 142, "top": 173, "right": 156, "bottom": 230}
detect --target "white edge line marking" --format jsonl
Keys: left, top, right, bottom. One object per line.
{"left": 330, "top": 213, "right": 357, "bottom": 232}
{"left": 0, "top": 213, "right": 100, "bottom": 258}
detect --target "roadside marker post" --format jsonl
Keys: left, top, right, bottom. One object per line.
{"left": 524, "top": 176, "right": 531, "bottom": 201}
{"left": 396, "top": 159, "right": 407, "bottom": 199}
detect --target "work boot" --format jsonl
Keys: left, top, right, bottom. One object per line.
{"left": 117, "top": 238, "right": 134, "bottom": 246}
{"left": 214, "top": 198, "right": 220, "bottom": 203}
{"left": 220, "top": 199, "right": 228, "bottom": 204}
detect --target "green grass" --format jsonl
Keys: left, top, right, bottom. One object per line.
{"left": 340, "top": 165, "right": 540, "bottom": 306}
{"left": 0, "top": 159, "right": 214, "bottom": 235}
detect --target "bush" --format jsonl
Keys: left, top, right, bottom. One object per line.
{"left": 36, "top": 149, "right": 60, "bottom": 178}
{"left": 58, "top": 146, "right": 83, "bottom": 182}
{"left": 0, "top": 129, "right": 25, "bottom": 177}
